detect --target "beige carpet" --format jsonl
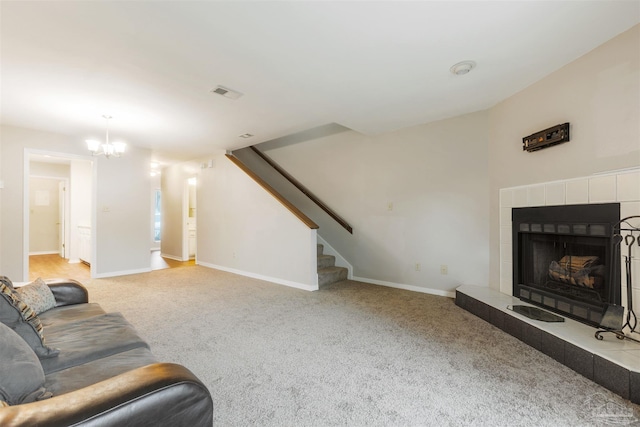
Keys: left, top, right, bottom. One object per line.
{"left": 82, "top": 266, "right": 640, "bottom": 426}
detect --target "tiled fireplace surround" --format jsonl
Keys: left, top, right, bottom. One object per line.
{"left": 456, "top": 168, "right": 640, "bottom": 403}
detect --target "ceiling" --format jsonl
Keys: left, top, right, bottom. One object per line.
{"left": 1, "top": 2, "right": 638, "bottom": 164}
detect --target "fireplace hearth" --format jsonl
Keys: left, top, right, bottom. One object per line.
{"left": 512, "top": 203, "right": 620, "bottom": 327}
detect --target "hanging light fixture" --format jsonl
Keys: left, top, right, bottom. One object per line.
{"left": 86, "top": 115, "right": 126, "bottom": 158}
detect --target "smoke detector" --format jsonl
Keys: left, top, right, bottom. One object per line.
{"left": 238, "top": 133, "right": 254, "bottom": 139}
{"left": 210, "top": 85, "right": 243, "bottom": 100}
{"left": 450, "top": 61, "right": 476, "bottom": 76}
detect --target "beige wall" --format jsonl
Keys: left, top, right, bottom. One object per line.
{"left": 266, "top": 110, "right": 490, "bottom": 294}
{"left": 93, "top": 146, "right": 152, "bottom": 276}
{"left": 29, "top": 162, "right": 71, "bottom": 255}
{"left": 487, "top": 24, "right": 640, "bottom": 289}
{"left": 30, "top": 162, "right": 70, "bottom": 178}
{"left": 29, "top": 177, "right": 62, "bottom": 254}
{"left": 196, "top": 154, "right": 318, "bottom": 290}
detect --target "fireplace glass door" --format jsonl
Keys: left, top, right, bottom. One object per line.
{"left": 520, "top": 232, "right": 613, "bottom": 325}
{"left": 513, "top": 204, "right": 620, "bottom": 327}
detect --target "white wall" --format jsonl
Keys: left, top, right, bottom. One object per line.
{"left": 197, "top": 154, "right": 318, "bottom": 290}
{"left": 265, "top": 110, "right": 490, "bottom": 295}
{"left": 0, "top": 124, "right": 152, "bottom": 280}
{"left": 487, "top": 24, "right": 640, "bottom": 290}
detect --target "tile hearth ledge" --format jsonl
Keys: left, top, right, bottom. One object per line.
{"left": 456, "top": 284, "right": 640, "bottom": 403}
{"left": 457, "top": 285, "right": 640, "bottom": 371}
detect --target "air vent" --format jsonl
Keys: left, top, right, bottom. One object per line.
{"left": 210, "top": 85, "right": 243, "bottom": 100}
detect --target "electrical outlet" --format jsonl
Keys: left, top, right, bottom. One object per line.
{"left": 415, "top": 263, "right": 421, "bottom": 271}
{"left": 440, "top": 264, "right": 448, "bottom": 275}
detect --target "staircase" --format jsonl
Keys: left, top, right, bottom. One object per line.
{"left": 317, "top": 244, "right": 348, "bottom": 288}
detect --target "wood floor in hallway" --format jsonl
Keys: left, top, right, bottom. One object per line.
{"left": 29, "top": 251, "right": 194, "bottom": 281}
{"left": 29, "top": 254, "right": 91, "bottom": 282}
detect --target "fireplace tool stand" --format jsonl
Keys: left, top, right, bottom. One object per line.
{"left": 595, "top": 215, "right": 640, "bottom": 343}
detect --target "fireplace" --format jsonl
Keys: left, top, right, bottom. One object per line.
{"left": 512, "top": 203, "right": 620, "bottom": 327}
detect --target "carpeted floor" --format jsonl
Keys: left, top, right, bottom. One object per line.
{"left": 82, "top": 266, "right": 640, "bottom": 426}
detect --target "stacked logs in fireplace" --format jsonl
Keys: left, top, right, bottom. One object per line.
{"left": 548, "top": 255, "right": 606, "bottom": 289}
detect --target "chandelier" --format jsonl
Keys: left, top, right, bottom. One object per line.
{"left": 86, "top": 115, "right": 126, "bottom": 158}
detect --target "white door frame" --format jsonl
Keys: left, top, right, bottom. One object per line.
{"left": 24, "top": 149, "right": 96, "bottom": 279}
{"left": 58, "top": 181, "right": 68, "bottom": 257}
{"left": 182, "top": 179, "right": 189, "bottom": 261}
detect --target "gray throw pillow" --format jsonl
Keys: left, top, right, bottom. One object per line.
{"left": 0, "top": 283, "right": 59, "bottom": 359}
{"left": 16, "top": 278, "right": 57, "bottom": 315}
{"left": 0, "top": 322, "right": 52, "bottom": 405}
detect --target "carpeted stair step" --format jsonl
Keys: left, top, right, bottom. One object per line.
{"left": 318, "top": 266, "right": 348, "bottom": 288}
{"left": 317, "top": 254, "right": 336, "bottom": 269}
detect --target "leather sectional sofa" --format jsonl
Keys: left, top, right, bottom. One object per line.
{"left": 0, "top": 278, "right": 213, "bottom": 426}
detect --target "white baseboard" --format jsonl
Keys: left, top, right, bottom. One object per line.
{"left": 160, "top": 253, "right": 186, "bottom": 262}
{"left": 93, "top": 267, "right": 152, "bottom": 279}
{"left": 67, "top": 258, "right": 81, "bottom": 264}
{"left": 197, "top": 261, "right": 318, "bottom": 292}
{"left": 352, "top": 276, "right": 455, "bottom": 298}
{"left": 29, "top": 251, "right": 59, "bottom": 256}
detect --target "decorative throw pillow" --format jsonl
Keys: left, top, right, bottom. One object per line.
{"left": 0, "top": 322, "right": 52, "bottom": 405}
{"left": 16, "top": 278, "right": 56, "bottom": 315}
{"left": 0, "top": 276, "right": 14, "bottom": 290}
{"left": 0, "top": 283, "right": 59, "bottom": 359}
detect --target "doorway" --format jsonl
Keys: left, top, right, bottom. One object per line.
{"left": 25, "top": 152, "right": 94, "bottom": 280}
{"left": 183, "top": 177, "right": 197, "bottom": 261}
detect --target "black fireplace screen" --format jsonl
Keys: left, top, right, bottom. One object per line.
{"left": 513, "top": 204, "right": 620, "bottom": 327}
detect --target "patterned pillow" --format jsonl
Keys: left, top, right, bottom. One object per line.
{"left": 0, "top": 283, "right": 59, "bottom": 358}
{"left": 0, "top": 276, "right": 13, "bottom": 290}
{"left": 16, "top": 278, "right": 56, "bottom": 315}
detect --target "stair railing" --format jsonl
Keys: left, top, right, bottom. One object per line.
{"left": 249, "top": 146, "right": 353, "bottom": 234}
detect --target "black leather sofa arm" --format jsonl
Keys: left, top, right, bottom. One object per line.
{"left": 44, "top": 279, "right": 89, "bottom": 306}
{"left": 0, "top": 363, "right": 213, "bottom": 427}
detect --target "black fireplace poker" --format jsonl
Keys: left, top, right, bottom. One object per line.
{"left": 595, "top": 215, "right": 640, "bottom": 343}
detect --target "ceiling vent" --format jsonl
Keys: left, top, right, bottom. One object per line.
{"left": 210, "top": 85, "right": 243, "bottom": 100}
